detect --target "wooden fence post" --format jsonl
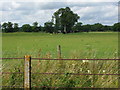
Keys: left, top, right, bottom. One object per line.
{"left": 92, "top": 61, "right": 95, "bottom": 87}
{"left": 24, "top": 55, "right": 31, "bottom": 90}
{"left": 57, "top": 45, "right": 61, "bottom": 59}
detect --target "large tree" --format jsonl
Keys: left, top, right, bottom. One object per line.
{"left": 53, "top": 7, "right": 80, "bottom": 33}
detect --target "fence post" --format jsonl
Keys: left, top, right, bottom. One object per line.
{"left": 57, "top": 45, "right": 61, "bottom": 59}
{"left": 24, "top": 55, "right": 31, "bottom": 90}
{"left": 92, "top": 61, "right": 95, "bottom": 87}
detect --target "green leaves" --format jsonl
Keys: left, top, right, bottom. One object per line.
{"left": 53, "top": 7, "right": 80, "bottom": 33}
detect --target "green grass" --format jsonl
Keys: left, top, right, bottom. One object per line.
{"left": 2, "top": 32, "right": 118, "bottom": 58}
{"left": 2, "top": 32, "right": 119, "bottom": 88}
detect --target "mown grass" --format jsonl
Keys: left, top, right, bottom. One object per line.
{"left": 2, "top": 32, "right": 119, "bottom": 88}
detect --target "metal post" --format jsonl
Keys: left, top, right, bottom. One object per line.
{"left": 24, "top": 55, "right": 31, "bottom": 90}
{"left": 57, "top": 45, "right": 61, "bottom": 59}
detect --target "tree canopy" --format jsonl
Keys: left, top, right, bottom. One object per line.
{"left": 53, "top": 7, "right": 80, "bottom": 33}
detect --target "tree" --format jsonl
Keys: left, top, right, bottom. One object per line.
{"left": 2, "top": 22, "right": 8, "bottom": 32}
{"left": 13, "top": 23, "right": 19, "bottom": 32}
{"left": 0, "top": 24, "right": 1, "bottom": 32}
{"left": 72, "top": 22, "right": 82, "bottom": 32}
{"left": 53, "top": 7, "right": 80, "bottom": 33}
{"left": 2, "top": 22, "right": 14, "bottom": 32}
{"left": 52, "top": 15, "right": 60, "bottom": 33}
{"left": 44, "top": 21, "right": 54, "bottom": 33}
{"left": 91, "top": 23, "right": 103, "bottom": 32}
{"left": 101, "top": 25, "right": 112, "bottom": 32}
{"left": 7, "top": 22, "right": 13, "bottom": 32}
{"left": 82, "top": 24, "right": 91, "bottom": 32}
{"left": 40, "top": 26, "right": 45, "bottom": 32}
{"left": 21, "top": 24, "right": 32, "bottom": 32}
{"left": 32, "top": 22, "right": 41, "bottom": 32}
{"left": 113, "top": 23, "right": 120, "bottom": 32}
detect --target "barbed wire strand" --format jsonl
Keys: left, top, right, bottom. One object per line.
{"left": 0, "top": 58, "right": 120, "bottom": 60}
{"left": 32, "top": 86, "right": 120, "bottom": 89}
{"left": 1, "top": 86, "right": 120, "bottom": 89}
{"left": 0, "top": 58, "right": 24, "bottom": 60}
{"left": 2, "top": 72, "right": 120, "bottom": 75}
{"left": 0, "top": 86, "right": 23, "bottom": 88}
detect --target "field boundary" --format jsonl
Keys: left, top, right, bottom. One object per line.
{"left": 1, "top": 57, "right": 120, "bottom": 89}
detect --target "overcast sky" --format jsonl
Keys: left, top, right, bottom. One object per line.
{"left": 0, "top": 0, "right": 119, "bottom": 26}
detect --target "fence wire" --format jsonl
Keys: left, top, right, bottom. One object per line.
{"left": 2, "top": 72, "right": 120, "bottom": 75}
{"left": 0, "top": 58, "right": 120, "bottom": 89}
{"left": 1, "top": 58, "right": 120, "bottom": 60}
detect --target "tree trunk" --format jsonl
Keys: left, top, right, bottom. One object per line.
{"left": 64, "top": 25, "right": 67, "bottom": 33}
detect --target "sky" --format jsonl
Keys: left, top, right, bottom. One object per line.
{"left": 0, "top": 0, "right": 119, "bottom": 26}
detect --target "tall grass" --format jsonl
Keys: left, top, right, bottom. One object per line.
{"left": 2, "top": 32, "right": 119, "bottom": 88}
{"left": 2, "top": 57, "right": 118, "bottom": 88}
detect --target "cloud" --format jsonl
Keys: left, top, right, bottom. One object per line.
{"left": 67, "top": 0, "right": 119, "bottom": 2}
{"left": 118, "top": 1, "right": 120, "bottom": 22}
{"left": 0, "top": 0, "right": 119, "bottom": 2}
{"left": 71, "top": 3, "right": 118, "bottom": 25}
{"left": 0, "top": 1, "right": 118, "bottom": 26}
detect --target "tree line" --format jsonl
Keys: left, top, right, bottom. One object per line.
{"left": 1, "top": 7, "right": 120, "bottom": 33}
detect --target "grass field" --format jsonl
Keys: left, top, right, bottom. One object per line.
{"left": 2, "top": 32, "right": 119, "bottom": 88}
{"left": 2, "top": 32, "right": 118, "bottom": 58}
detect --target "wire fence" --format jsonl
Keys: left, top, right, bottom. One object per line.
{"left": 1, "top": 58, "right": 120, "bottom": 60}
{"left": 1, "top": 57, "right": 120, "bottom": 89}
{"left": 2, "top": 72, "right": 120, "bottom": 75}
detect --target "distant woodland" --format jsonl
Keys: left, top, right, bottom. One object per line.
{"left": 1, "top": 7, "right": 119, "bottom": 33}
